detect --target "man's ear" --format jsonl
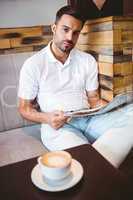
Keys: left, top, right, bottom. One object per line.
{"left": 51, "top": 24, "right": 56, "bottom": 34}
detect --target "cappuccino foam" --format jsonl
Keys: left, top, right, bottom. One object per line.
{"left": 41, "top": 151, "right": 71, "bottom": 168}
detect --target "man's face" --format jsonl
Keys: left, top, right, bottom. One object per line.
{"left": 52, "top": 14, "right": 83, "bottom": 53}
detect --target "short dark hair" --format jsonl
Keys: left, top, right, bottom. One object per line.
{"left": 55, "top": 5, "right": 85, "bottom": 25}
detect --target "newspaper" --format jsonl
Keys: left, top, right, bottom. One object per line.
{"left": 64, "top": 105, "right": 103, "bottom": 117}
{"left": 64, "top": 91, "right": 133, "bottom": 117}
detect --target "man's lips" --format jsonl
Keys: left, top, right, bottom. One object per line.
{"left": 63, "top": 41, "right": 73, "bottom": 47}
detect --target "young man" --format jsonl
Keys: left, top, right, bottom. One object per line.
{"left": 18, "top": 6, "right": 105, "bottom": 150}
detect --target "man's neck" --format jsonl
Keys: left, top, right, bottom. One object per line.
{"left": 50, "top": 42, "right": 69, "bottom": 64}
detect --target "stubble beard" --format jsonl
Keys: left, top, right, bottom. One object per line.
{"left": 59, "top": 46, "right": 72, "bottom": 53}
{"left": 56, "top": 41, "right": 74, "bottom": 54}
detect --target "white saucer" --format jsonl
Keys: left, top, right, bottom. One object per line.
{"left": 31, "top": 159, "right": 83, "bottom": 192}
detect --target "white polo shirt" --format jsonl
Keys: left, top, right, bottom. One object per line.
{"left": 18, "top": 43, "right": 98, "bottom": 144}
{"left": 18, "top": 42, "right": 98, "bottom": 113}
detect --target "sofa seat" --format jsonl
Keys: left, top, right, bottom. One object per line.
{"left": 0, "top": 124, "right": 48, "bottom": 167}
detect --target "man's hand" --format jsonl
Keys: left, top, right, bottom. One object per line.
{"left": 46, "top": 111, "right": 70, "bottom": 129}
{"left": 87, "top": 90, "right": 108, "bottom": 108}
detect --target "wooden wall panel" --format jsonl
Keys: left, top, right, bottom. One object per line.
{"left": 77, "top": 16, "right": 133, "bottom": 102}
{"left": 0, "top": 26, "right": 52, "bottom": 54}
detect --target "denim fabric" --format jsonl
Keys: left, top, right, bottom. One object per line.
{"left": 63, "top": 103, "right": 133, "bottom": 143}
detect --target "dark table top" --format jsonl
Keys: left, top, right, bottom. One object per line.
{"left": 0, "top": 144, "right": 133, "bottom": 200}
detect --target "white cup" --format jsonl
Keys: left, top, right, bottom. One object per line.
{"left": 38, "top": 150, "right": 72, "bottom": 181}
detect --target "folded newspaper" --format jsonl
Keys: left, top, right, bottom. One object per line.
{"left": 64, "top": 91, "right": 133, "bottom": 117}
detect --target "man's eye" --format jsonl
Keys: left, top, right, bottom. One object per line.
{"left": 63, "top": 28, "right": 69, "bottom": 32}
{"left": 74, "top": 31, "right": 80, "bottom": 36}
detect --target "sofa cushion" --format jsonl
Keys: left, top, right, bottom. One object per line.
{"left": 92, "top": 125, "right": 133, "bottom": 168}
{"left": 0, "top": 125, "right": 48, "bottom": 167}
{"left": 0, "top": 53, "right": 35, "bottom": 132}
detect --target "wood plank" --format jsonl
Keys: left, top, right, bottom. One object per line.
{"left": 123, "top": 43, "right": 133, "bottom": 55}
{"left": 83, "top": 21, "right": 113, "bottom": 33}
{"left": 0, "top": 26, "right": 43, "bottom": 38}
{"left": 88, "top": 30, "right": 121, "bottom": 45}
{"left": 122, "top": 31, "right": 133, "bottom": 43}
{"left": 99, "top": 75, "right": 113, "bottom": 90}
{"left": 77, "top": 33, "right": 90, "bottom": 45}
{"left": 10, "top": 35, "right": 52, "bottom": 48}
{"left": 123, "top": 75, "right": 133, "bottom": 86}
{"left": 112, "top": 16, "right": 133, "bottom": 21}
{"left": 0, "top": 39, "right": 10, "bottom": 49}
{"left": 98, "top": 62, "right": 114, "bottom": 77}
{"left": 76, "top": 44, "right": 90, "bottom": 51}
{"left": 77, "top": 43, "right": 132, "bottom": 56}
{"left": 114, "top": 75, "right": 133, "bottom": 88}
{"left": 85, "top": 44, "right": 123, "bottom": 56}
{"left": 114, "top": 63, "right": 133, "bottom": 76}
{"left": 98, "top": 62, "right": 133, "bottom": 77}
{"left": 100, "top": 88, "right": 114, "bottom": 102}
{"left": 100, "top": 85, "right": 133, "bottom": 102}
{"left": 114, "top": 21, "right": 133, "bottom": 31}
{"left": 98, "top": 54, "right": 132, "bottom": 63}
{"left": 88, "top": 31, "right": 113, "bottom": 45}
{"left": 114, "top": 84, "right": 133, "bottom": 94}
{"left": 99, "top": 74, "right": 133, "bottom": 90}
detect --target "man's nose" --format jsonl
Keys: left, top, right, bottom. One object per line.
{"left": 67, "top": 32, "right": 73, "bottom": 41}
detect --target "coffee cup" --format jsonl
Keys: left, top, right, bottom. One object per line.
{"left": 38, "top": 150, "right": 72, "bottom": 181}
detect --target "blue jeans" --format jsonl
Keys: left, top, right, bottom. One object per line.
{"left": 63, "top": 103, "right": 133, "bottom": 143}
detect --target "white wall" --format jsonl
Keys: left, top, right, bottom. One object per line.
{"left": 0, "top": 0, "right": 67, "bottom": 28}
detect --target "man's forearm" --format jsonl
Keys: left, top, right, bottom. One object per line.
{"left": 19, "top": 104, "right": 69, "bottom": 130}
{"left": 18, "top": 98, "right": 69, "bottom": 130}
{"left": 19, "top": 106, "right": 49, "bottom": 124}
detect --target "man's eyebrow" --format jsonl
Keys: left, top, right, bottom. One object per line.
{"left": 62, "top": 25, "right": 81, "bottom": 32}
{"left": 62, "top": 25, "right": 71, "bottom": 29}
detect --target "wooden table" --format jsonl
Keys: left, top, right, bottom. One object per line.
{"left": 0, "top": 144, "right": 132, "bottom": 200}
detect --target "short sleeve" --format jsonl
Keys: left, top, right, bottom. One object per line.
{"left": 85, "top": 55, "right": 99, "bottom": 91}
{"left": 18, "top": 58, "right": 39, "bottom": 100}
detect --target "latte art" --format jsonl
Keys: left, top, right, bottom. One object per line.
{"left": 41, "top": 151, "right": 71, "bottom": 168}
